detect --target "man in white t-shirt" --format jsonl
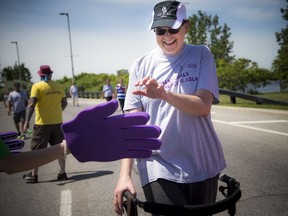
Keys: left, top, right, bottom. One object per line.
{"left": 7, "top": 82, "right": 28, "bottom": 139}
{"left": 70, "top": 82, "right": 79, "bottom": 107}
{"left": 102, "top": 79, "right": 114, "bottom": 101}
{"left": 114, "top": 1, "right": 226, "bottom": 215}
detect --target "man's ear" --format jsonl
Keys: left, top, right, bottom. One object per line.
{"left": 184, "top": 21, "right": 190, "bottom": 33}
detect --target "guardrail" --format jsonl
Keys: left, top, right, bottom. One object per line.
{"left": 78, "top": 91, "right": 102, "bottom": 99}
{"left": 75, "top": 90, "right": 288, "bottom": 106}
{"left": 219, "top": 89, "right": 288, "bottom": 106}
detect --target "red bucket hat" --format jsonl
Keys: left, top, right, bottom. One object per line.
{"left": 38, "top": 65, "right": 53, "bottom": 76}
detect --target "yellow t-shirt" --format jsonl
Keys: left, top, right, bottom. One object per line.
{"left": 30, "top": 81, "right": 65, "bottom": 125}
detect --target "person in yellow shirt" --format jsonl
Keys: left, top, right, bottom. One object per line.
{"left": 23, "top": 65, "right": 68, "bottom": 183}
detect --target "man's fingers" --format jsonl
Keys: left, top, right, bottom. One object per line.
{"left": 80, "top": 100, "right": 118, "bottom": 120}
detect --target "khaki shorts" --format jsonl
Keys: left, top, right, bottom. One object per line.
{"left": 31, "top": 124, "right": 64, "bottom": 150}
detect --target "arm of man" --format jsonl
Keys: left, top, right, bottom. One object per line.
{"left": 7, "top": 94, "right": 12, "bottom": 115}
{"left": 24, "top": 97, "right": 37, "bottom": 130}
{"left": 23, "top": 91, "right": 29, "bottom": 107}
{"left": 7, "top": 101, "right": 12, "bottom": 116}
{"left": 113, "top": 108, "right": 141, "bottom": 215}
{"left": 61, "top": 97, "right": 68, "bottom": 111}
{"left": 0, "top": 141, "right": 69, "bottom": 175}
{"left": 132, "top": 77, "right": 214, "bottom": 117}
{"left": 161, "top": 89, "right": 214, "bottom": 117}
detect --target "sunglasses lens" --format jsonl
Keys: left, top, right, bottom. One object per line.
{"left": 155, "top": 28, "right": 180, "bottom": 35}
{"left": 155, "top": 29, "right": 166, "bottom": 35}
{"left": 168, "top": 29, "right": 179, "bottom": 34}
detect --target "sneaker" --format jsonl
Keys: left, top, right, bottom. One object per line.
{"left": 26, "top": 129, "right": 33, "bottom": 135}
{"left": 57, "top": 173, "right": 68, "bottom": 181}
{"left": 23, "top": 172, "right": 38, "bottom": 183}
{"left": 20, "top": 134, "right": 25, "bottom": 140}
{"left": 17, "top": 133, "right": 21, "bottom": 139}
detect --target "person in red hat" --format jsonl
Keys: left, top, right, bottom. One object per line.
{"left": 23, "top": 65, "right": 68, "bottom": 183}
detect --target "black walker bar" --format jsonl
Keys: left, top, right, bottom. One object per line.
{"left": 124, "top": 173, "right": 241, "bottom": 216}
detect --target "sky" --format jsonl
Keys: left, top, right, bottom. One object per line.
{"left": 0, "top": 0, "right": 286, "bottom": 82}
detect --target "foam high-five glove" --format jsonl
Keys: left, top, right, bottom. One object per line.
{"left": 61, "top": 100, "right": 161, "bottom": 162}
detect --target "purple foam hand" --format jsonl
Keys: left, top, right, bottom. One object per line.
{"left": 61, "top": 100, "right": 161, "bottom": 162}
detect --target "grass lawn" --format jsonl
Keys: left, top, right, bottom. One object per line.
{"left": 218, "top": 91, "right": 288, "bottom": 111}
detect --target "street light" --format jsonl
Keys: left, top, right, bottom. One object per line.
{"left": 11, "top": 41, "right": 22, "bottom": 85}
{"left": 59, "top": 12, "right": 75, "bottom": 83}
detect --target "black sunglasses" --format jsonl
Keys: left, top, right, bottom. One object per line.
{"left": 154, "top": 27, "right": 181, "bottom": 36}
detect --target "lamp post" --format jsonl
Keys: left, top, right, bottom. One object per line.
{"left": 11, "top": 41, "right": 22, "bottom": 86}
{"left": 59, "top": 12, "right": 75, "bottom": 83}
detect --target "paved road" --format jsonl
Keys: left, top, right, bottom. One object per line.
{"left": 0, "top": 98, "right": 288, "bottom": 216}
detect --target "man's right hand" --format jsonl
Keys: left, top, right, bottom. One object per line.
{"left": 23, "top": 122, "right": 29, "bottom": 133}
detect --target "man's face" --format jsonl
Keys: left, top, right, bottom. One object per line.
{"left": 155, "top": 22, "right": 189, "bottom": 55}
{"left": 14, "top": 84, "right": 20, "bottom": 91}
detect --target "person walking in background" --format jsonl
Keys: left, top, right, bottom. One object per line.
{"left": 23, "top": 65, "right": 68, "bottom": 183}
{"left": 113, "top": 1, "right": 226, "bottom": 215}
{"left": 115, "top": 78, "right": 126, "bottom": 113}
{"left": 102, "top": 79, "right": 114, "bottom": 101}
{"left": 70, "top": 82, "right": 79, "bottom": 107}
{"left": 7, "top": 82, "right": 28, "bottom": 139}
{"left": 3, "top": 91, "right": 9, "bottom": 108}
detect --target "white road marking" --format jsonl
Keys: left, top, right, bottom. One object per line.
{"left": 60, "top": 189, "right": 72, "bottom": 216}
{"left": 213, "top": 119, "right": 288, "bottom": 137}
{"left": 230, "top": 120, "right": 288, "bottom": 124}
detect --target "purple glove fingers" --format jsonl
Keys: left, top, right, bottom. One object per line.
{"left": 120, "top": 126, "right": 161, "bottom": 139}
{"left": 105, "top": 112, "right": 150, "bottom": 128}
{"left": 73, "top": 99, "right": 118, "bottom": 123}
{"left": 123, "top": 138, "right": 162, "bottom": 151}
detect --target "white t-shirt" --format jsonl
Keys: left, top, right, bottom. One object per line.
{"left": 124, "top": 44, "right": 226, "bottom": 186}
{"left": 70, "top": 85, "right": 78, "bottom": 96}
{"left": 7, "top": 90, "right": 28, "bottom": 113}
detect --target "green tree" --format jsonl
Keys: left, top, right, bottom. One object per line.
{"left": 272, "top": 0, "right": 288, "bottom": 92}
{"left": 2, "top": 63, "right": 32, "bottom": 83}
{"left": 117, "top": 69, "right": 128, "bottom": 76}
{"left": 186, "top": 11, "right": 234, "bottom": 66}
{"left": 217, "top": 58, "right": 272, "bottom": 93}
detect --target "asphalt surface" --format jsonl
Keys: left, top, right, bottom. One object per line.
{"left": 0, "top": 98, "right": 288, "bottom": 216}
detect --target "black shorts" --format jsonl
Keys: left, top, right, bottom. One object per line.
{"left": 31, "top": 124, "right": 64, "bottom": 150}
{"left": 105, "top": 96, "right": 113, "bottom": 101}
{"left": 13, "top": 110, "right": 26, "bottom": 124}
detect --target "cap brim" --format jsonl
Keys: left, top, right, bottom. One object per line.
{"left": 150, "top": 19, "right": 176, "bottom": 30}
